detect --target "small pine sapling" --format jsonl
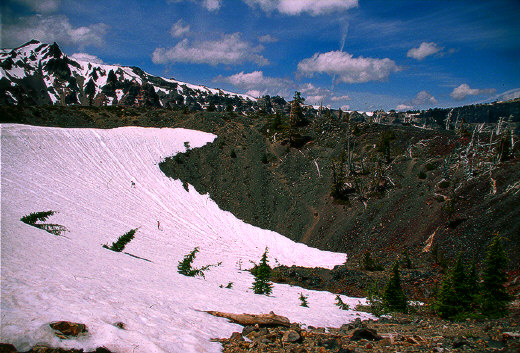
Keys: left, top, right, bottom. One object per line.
{"left": 21, "top": 210, "right": 68, "bottom": 235}
{"left": 435, "top": 252, "right": 479, "bottom": 320}
{"left": 220, "top": 282, "right": 233, "bottom": 289}
{"left": 103, "top": 228, "right": 138, "bottom": 252}
{"left": 382, "top": 262, "right": 408, "bottom": 313}
{"left": 335, "top": 295, "right": 350, "bottom": 310}
{"left": 177, "top": 247, "right": 221, "bottom": 278}
{"left": 252, "top": 248, "right": 273, "bottom": 295}
{"left": 299, "top": 293, "right": 309, "bottom": 307}
{"left": 20, "top": 210, "right": 55, "bottom": 225}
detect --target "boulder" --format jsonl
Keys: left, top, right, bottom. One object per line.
{"left": 49, "top": 321, "right": 88, "bottom": 339}
{"left": 0, "top": 343, "right": 17, "bottom": 353}
{"left": 350, "top": 328, "right": 382, "bottom": 341}
{"left": 282, "top": 330, "right": 301, "bottom": 343}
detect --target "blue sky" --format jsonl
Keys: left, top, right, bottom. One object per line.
{"left": 3, "top": 0, "right": 520, "bottom": 111}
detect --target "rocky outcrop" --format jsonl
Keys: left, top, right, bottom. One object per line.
{"left": 213, "top": 311, "right": 520, "bottom": 352}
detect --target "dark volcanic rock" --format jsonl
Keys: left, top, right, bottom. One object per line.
{"left": 350, "top": 328, "right": 382, "bottom": 341}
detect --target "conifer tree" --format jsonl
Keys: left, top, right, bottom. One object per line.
{"left": 466, "top": 260, "right": 479, "bottom": 308}
{"left": 335, "top": 295, "right": 350, "bottom": 310}
{"left": 435, "top": 253, "right": 476, "bottom": 319}
{"left": 177, "top": 247, "right": 220, "bottom": 278}
{"left": 452, "top": 253, "right": 471, "bottom": 308}
{"left": 382, "top": 262, "right": 407, "bottom": 312}
{"left": 289, "top": 91, "right": 305, "bottom": 128}
{"left": 299, "top": 293, "right": 309, "bottom": 307}
{"left": 435, "top": 273, "right": 459, "bottom": 319}
{"left": 252, "top": 248, "right": 273, "bottom": 295}
{"left": 481, "top": 236, "right": 510, "bottom": 317}
{"left": 103, "top": 228, "right": 138, "bottom": 252}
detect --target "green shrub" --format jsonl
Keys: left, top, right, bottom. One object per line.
{"left": 177, "top": 247, "right": 221, "bottom": 279}
{"left": 418, "top": 170, "right": 427, "bottom": 179}
{"left": 335, "top": 295, "right": 350, "bottom": 310}
{"left": 361, "top": 281, "right": 385, "bottom": 316}
{"left": 103, "top": 228, "right": 138, "bottom": 252}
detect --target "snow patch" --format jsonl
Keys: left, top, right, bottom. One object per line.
{"left": 1, "top": 125, "right": 371, "bottom": 353}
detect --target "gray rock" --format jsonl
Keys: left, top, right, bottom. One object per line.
{"left": 282, "top": 329, "right": 301, "bottom": 342}
{"left": 229, "top": 332, "right": 244, "bottom": 341}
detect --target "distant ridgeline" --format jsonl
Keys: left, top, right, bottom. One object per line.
{"left": 1, "top": 40, "right": 519, "bottom": 128}
{"left": 0, "top": 40, "right": 283, "bottom": 113}
{"left": 411, "top": 100, "right": 520, "bottom": 126}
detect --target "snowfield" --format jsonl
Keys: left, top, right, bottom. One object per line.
{"left": 1, "top": 124, "right": 373, "bottom": 353}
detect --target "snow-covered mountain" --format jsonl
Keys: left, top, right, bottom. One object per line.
{"left": 0, "top": 40, "right": 256, "bottom": 110}
{"left": 1, "top": 124, "right": 372, "bottom": 352}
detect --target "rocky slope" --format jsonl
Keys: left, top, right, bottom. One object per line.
{"left": 1, "top": 104, "right": 518, "bottom": 272}
{"left": 2, "top": 104, "right": 518, "bottom": 270}
{"left": 214, "top": 310, "right": 520, "bottom": 352}
{"left": 159, "top": 111, "right": 520, "bottom": 270}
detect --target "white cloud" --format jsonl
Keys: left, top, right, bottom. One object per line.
{"left": 170, "top": 20, "right": 190, "bottom": 38}
{"left": 499, "top": 88, "right": 520, "bottom": 101}
{"left": 306, "top": 95, "right": 327, "bottom": 104}
{"left": 3, "top": 15, "right": 108, "bottom": 48}
{"left": 297, "top": 51, "right": 401, "bottom": 83}
{"left": 70, "top": 52, "right": 104, "bottom": 64}
{"left": 216, "top": 71, "right": 288, "bottom": 90}
{"left": 396, "top": 104, "right": 414, "bottom": 111}
{"left": 299, "top": 83, "right": 332, "bottom": 100}
{"left": 244, "top": 0, "right": 358, "bottom": 15}
{"left": 167, "top": 0, "right": 221, "bottom": 11}
{"left": 450, "top": 83, "right": 496, "bottom": 101}
{"left": 14, "top": 0, "right": 61, "bottom": 13}
{"left": 258, "top": 34, "right": 278, "bottom": 43}
{"left": 246, "top": 90, "right": 263, "bottom": 98}
{"left": 330, "top": 95, "right": 350, "bottom": 102}
{"left": 152, "top": 33, "right": 269, "bottom": 66}
{"left": 412, "top": 90, "right": 437, "bottom": 105}
{"left": 407, "top": 42, "right": 443, "bottom": 61}
{"left": 203, "top": 0, "right": 222, "bottom": 10}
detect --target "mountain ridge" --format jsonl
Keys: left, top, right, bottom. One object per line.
{"left": 0, "top": 40, "right": 258, "bottom": 110}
